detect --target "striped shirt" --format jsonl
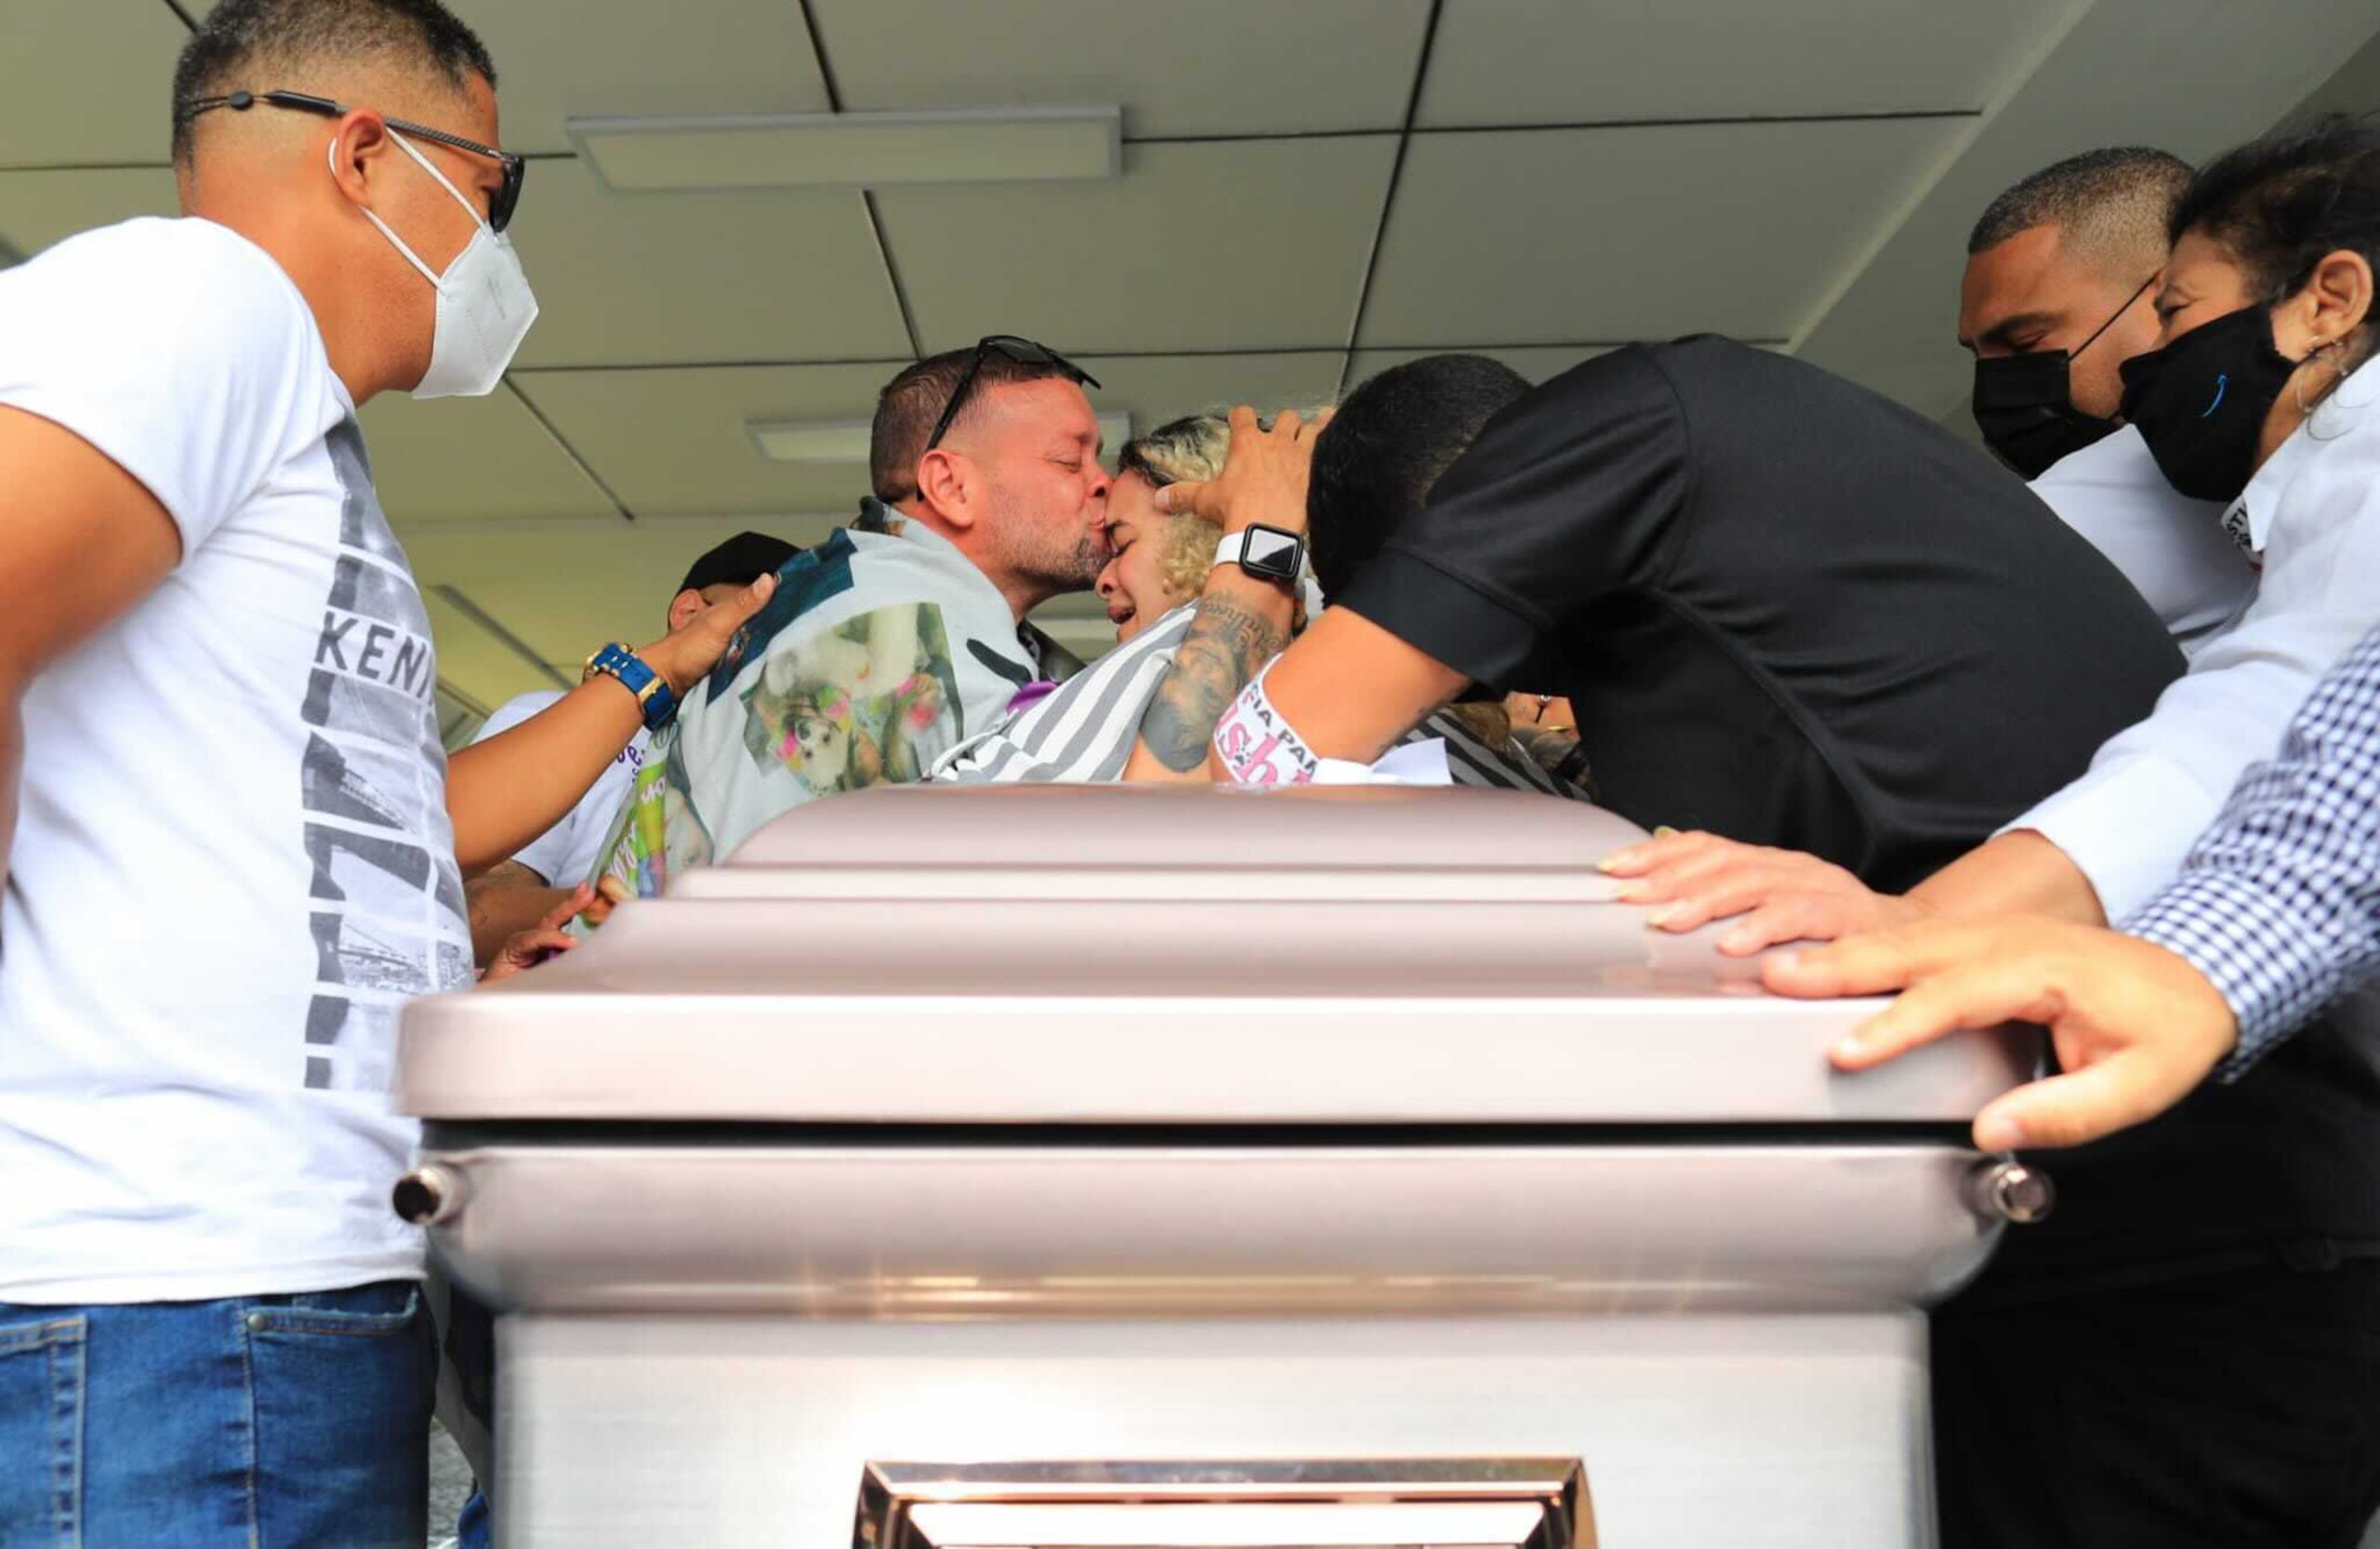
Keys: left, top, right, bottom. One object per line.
{"left": 930, "top": 602, "right": 1588, "bottom": 799}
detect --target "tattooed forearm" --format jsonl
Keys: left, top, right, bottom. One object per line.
{"left": 1135, "top": 594, "right": 1290, "bottom": 773}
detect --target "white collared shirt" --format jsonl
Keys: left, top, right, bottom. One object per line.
{"left": 2028, "top": 425, "right": 2256, "bottom": 659}
{"left": 2012, "top": 359, "right": 2380, "bottom": 920}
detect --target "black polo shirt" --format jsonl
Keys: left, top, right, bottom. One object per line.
{"left": 1337, "top": 335, "right": 2184, "bottom": 890}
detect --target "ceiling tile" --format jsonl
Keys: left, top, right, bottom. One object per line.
{"left": 468, "top": 0, "right": 832, "bottom": 155}
{"left": 1357, "top": 116, "right": 1970, "bottom": 348}
{"left": 1418, "top": 0, "right": 2074, "bottom": 126}
{"left": 810, "top": 0, "right": 1429, "bottom": 139}
{"left": 1794, "top": 0, "right": 2380, "bottom": 424}
{"left": 515, "top": 363, "right": 899, "bottom": 520}
{"left": 871, "top": 138, "right": 1398, "bottom": 355}
{"left": 0, "top": 1, "right": 193, "bottom": 169}
{"left": 360, "top": 385, "right": 619, "bottom": 523}
{"left": 1074, "top": 351, "right": 1350, "bottom": 424}
{"left": 0, "top": 168, "right": 178, "bottom": 261}
{"left": 1348, "top": 345, "right": 1616, "bottom": 388}
{"left": 2296, "top": 20, "right": 2380, "bottom": 119}
{"left": 33, "top": 0, "right": 829, "bottom": 161}
{"left": 421, "top": 587, "right": 557, "bottom": 709}
{"left": 517, "top": 351, "right": 1350, "bottom": 523}
{"left": 507, "top": 159, "right": 909, "bottom": 367}
{"left": 403, "top": 513, "right": 831, "bottom": 671}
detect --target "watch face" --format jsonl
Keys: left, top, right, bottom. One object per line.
{"left": 1241, "top": 523, "right": 1303, "bottom": 581}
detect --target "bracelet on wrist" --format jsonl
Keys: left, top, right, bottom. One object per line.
{"left": 582, "top": 642, "right": 680, "bottom": 732}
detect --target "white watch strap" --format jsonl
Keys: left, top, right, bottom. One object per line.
{"left": 1210, "top": 527, "right": 1303, "bottom": 576}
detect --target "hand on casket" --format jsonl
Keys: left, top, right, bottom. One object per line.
{"left": 1599, "top": 828, "right": 1925, "bottom": 955}
{"left": 1760, "top": 917, "right": 2241, "bottom": 1151}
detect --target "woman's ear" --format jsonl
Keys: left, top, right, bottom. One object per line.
{"left": 2303, "top": 247, "right": 2374, "bottom": 357}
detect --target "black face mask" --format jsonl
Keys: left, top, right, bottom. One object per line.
{"left": 2118, "top": 306, "right": 2300, "bottom": 503}
{"left": 1969, "top": 273, "right": 2153, "bottom": 479}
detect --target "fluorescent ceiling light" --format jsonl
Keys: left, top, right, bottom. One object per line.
{"left": 749, "top": 412, "right": 1133, "bottom": 466}
{"left": 747, "top": 418, "right": 873, "bottom": 465}
{"left": 571, "top": 106, "right": 1120, "bottom": 192}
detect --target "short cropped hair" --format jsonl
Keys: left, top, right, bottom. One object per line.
{"left": 2175, "top": 114, "right": 2380, "bottom": 308}
{"left": 1306, "top": 354, "right": 1529, "bottom": 602}
{"left": 870, "top": 347, "right": 1090, "bottom": 502}
{"left": 1967, "top": 147, "right": 2193, "bottom": 275}
{"left": 172, "top": 0, "right": 497, "bottom": 165}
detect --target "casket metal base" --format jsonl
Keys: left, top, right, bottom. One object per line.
{"left": 490, "top": 1312, "right": 1932, "bottom": 1549}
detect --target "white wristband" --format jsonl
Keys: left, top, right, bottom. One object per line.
{"left": 1212, "top": 664, "right": 1320, "bottom": 786}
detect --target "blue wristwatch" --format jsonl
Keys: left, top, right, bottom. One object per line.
{"left": 583, "top": 642, "right": 679, "bottom": 732}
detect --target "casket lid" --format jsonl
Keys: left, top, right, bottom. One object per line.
{"left": 397, "top": 785, "right": 2032, "bottom": 1123}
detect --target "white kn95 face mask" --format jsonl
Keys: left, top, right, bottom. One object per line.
{"left": 337, "top": 129, "right": 537, "bottom": 399}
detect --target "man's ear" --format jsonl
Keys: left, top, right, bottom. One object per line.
{"left": 326, "top": 109, "right": 393, "bottom": 211}
{"left": 667, "top": 589, "right": 705, "bottom": 632}
{"left": 913, "top": 446, "right": 976, "bottom": 531}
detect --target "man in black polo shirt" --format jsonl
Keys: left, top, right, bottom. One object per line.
{"left": 1174, "top": 342, "right": 2373, "bottom": 1549}
{"left": 1185, "top": 340, "right": 2180, "bottom": 889}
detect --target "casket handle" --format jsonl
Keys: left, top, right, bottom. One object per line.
{"left": 392, "top": 1163, "right": 469, "bottom": 1227}
{"left": 1964, "top": 1158, "right": 2054, "bottom": 1225}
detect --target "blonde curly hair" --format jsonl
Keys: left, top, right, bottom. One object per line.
{"left": 1116, "top": 410, "right": 1330, "bottom": 607}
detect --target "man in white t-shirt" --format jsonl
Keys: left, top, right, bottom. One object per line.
{"left": 465, "top": 530, "right": 799, "bottom": 963}
{"left": 0, "top": 3, "right": 764, "bottom": 1542}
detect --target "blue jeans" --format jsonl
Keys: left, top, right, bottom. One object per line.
{"left": 0, "top": 1280, "right": 435, "bottom": 1549}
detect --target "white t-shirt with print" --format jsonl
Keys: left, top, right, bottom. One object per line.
{"left": 0, "top": 218, "right": 469, "bottom": 1304}
{"left": 471, "top": 691, "right": 647, "bottom": 888}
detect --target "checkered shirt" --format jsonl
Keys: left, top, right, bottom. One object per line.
{"left": 2125, "top": 620, "right": 2380, "bottom": 1076}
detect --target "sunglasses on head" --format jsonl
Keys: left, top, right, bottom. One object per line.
{"left": 178, "top": 88, "right": 526, "bottom": 232}
{"left": 922, "top": 334, "right": 1103, "bottom": 458}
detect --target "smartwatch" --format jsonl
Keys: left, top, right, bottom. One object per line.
{"left": 583, "top": 642, "right": 679, "bottom": 732}
{"left": 1211, "top": 523, "right": 1305, "bottom": 585}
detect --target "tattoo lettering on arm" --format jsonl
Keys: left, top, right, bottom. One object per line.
{"left": 1136, "top": 597, "right": 1289, "bottom": 774}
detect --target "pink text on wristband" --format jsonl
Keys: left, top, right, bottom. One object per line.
{"left": 1212, "top": 667, "right": 1320, "bottom": 786}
